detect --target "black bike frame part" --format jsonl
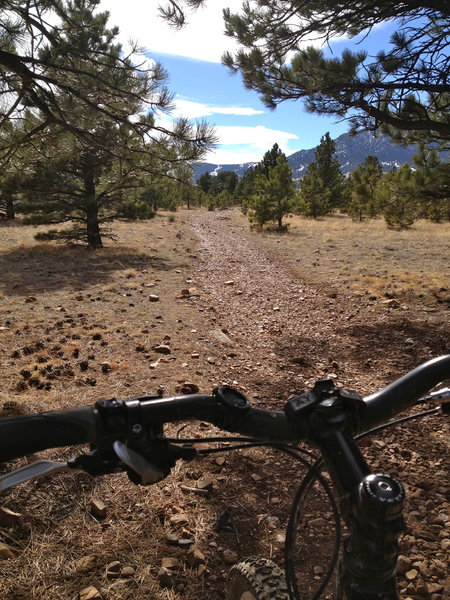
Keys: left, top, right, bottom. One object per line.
{"left": 318, "top": 434, "right": 405, "bottom": 600}
{"left": 303, "top": 396, "right": 405, "bottom": 600}
{"left": 337, "top": 473, "right": 405, "bottom": 600}
{"left": 363, "top": 355, "right": 450, "bottom": 428}
{"left": 0, "top": 407, "right": 96, "bottom": 462}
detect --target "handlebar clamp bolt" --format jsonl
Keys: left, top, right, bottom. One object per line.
{"left": 132, "top": 423, "right": 143, "bottom": 436}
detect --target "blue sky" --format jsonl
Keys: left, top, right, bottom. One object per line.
{"left": 100, "top": 1, "right": 398, "bottom": 165}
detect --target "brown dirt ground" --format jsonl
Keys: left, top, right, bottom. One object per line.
{"left": 0, "top": 208, "right": 449, "bottom": 600}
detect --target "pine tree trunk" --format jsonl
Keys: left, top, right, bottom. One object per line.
{"left": 84, "top": 164, "right": 102, "bottom": 249}
{"left": 6, "top": 196, "right": 15, "bottom": 219}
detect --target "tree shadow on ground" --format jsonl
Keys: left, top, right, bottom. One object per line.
{"left": 342, "top": 317, "right": 449, "bottom": 362}
{"left": 0, "top": 244, "right": 179, "bottom": 297}
{"left": 250, "top": 314, "right": 449, "bottom": 403}
{"left": 277, "top": 315, "right": 447, "bottom": 371}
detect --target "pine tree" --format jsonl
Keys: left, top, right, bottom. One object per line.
{"left": 8, "top": 2, "right": 213, "bottom": 248}
{"left": 249, "top": 155, "right": 295, "bottom": 229}
{"left": 0, "top": 1, "right": 214, "bottom": 165}
{"left": 222, "top": 2, "right": 450, "bottom": 148}
{"left": 235, "top": 144, "right": 287, "bottom": 212}
{"left": 413, "top": 144, "right": 450, "bottom": 222}
{"left": 313, "top": 133, "right": 346, "bottom": 210}
{"left": 348, "top": 155, "right": 383, "bottom": 221}
{"left": 298, "top": 162, "right": 330, "bottom": 218}
{"left": 298, "top": 133, "right": 344, "bottom": 217}
{"left": 197, "top": 172, "right": 213, "bottom": 194}
{"left": 256, "top": 143, "right": 285, "bottom": 178}
{"left": 210, "top": 171, "right": 239, "bottom": 196}
{"left": 377, "top": 164, "right": 420, "bottom": 229}
{"left": 235, "top": 167, "right": 257, "bottom": 213}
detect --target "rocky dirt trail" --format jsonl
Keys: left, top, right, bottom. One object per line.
{"left": 191, "top": 210, "right": 356, "bottom": 400}
{"left": 189, "top": 210, "right": 447, "bottom": 399}
{"left": 188, "top": 209, "right": 449, "bottom": 600}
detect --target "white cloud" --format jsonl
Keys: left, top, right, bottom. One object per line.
{"left": 215, "top": 124, "right": 297, "bottom": 146}
{"left": 205, "top": 125, "right": 299, "bottom": 164}
{"left": 172, "top": 98, "right": 264, "bottom": 119}
{"left": 100, "top": 0, "right": 243, "bottom": 63}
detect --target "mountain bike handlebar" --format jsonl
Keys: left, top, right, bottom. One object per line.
{"left": 1, "top": 355, "right": 449, "bottom": 464}
{"left": 1, "top": 355, "right": 449, "bottom": 600}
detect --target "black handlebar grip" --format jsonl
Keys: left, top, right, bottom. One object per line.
{"left": 0, "top": 407, "right": 97, "bottom": 462}
{"left": 363, "top": 354, "right": 450, "bottom": 429}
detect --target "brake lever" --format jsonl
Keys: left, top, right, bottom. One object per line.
{"left": 429, "top": 386, "right": 450, "bottom": 401}
{"left": 0, "top": 460, "right": 82, "bottom": 492}
{"left": 113, "top": 440, "right": 165, "bottom": 485}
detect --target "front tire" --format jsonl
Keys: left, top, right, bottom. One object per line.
{"left": 227, "top": 557, "right": 289, "bottom": 600}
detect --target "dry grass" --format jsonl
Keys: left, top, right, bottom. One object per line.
{"left": 232, "top": 212, "right": 450, "bottom": 305}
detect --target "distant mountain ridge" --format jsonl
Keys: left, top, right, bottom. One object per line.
{"left": 193, "top": 131, "right": 427, "bottom": 182}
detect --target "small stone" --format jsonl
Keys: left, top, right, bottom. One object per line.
{"left": 405, "top": 569, "right": 418, "bottom": 581}
{"left": 169, "top": 513, "right": 189, "bottom": 526}
{"left": 0, "top": 542, "right": 16, "bottom": 559}
{"left": 90, "top": 498, "right": 107, "bottom": 519}
{"left": 25, "top": 296, "right": 37, "bottom": 303}
{"left": 154, "top": 344, "right": 171, "bottom": 355}
{"left": 223, "top": 549, "right": 238, "bottom": 564}
{"left": 161, "top": 557, "right": 180, "bottom": 570}
{"left": 178, "top": 538, "right": 195, "bottom": 548}
{"left": 75, "top": 555, "right": 97, "bottom": 573}
{"left": 106, "top": 560, "right": 122, "bottom": 579}
{"left": 186, "top": 546, "right": 206, "bottom": 567}
{"left": 121, "top": 566, "right": 135, "bottom": 578}
{"left": 215, "top": 457, "right": 225, "bottom": 467}
{"left": 251, "top": 473, "right": 262, "bottom": 482}
{"left": 382, "top": 298, "right": 401, "bottom": 307}
{"left": 275, "top": 533, "right": 285, "bottom": 544}
{"left": 165, "top": 533, "right": 179, "bottom": 546}
{"left": 210, "top": 330, "right": 233, "bottom": 345}
{"left": 224, "top": 280, "right": 235, "bottom": 286}
{"left": 196, "top": 475, "right": 213, "bottom": 491}
{"left": 149, "top": 295, "right": 160, "bottom": 302}
{"left": 158, "top": 567, "right": 174, "bottom": 588}
{"left": 313, "top": 566, "right": 324, "bottom": 575}
{"left": 78, "top": 586, "right": 102, "bottom": 600}
{"left": 397, "top": 555, "right": 412, "bottom": 575}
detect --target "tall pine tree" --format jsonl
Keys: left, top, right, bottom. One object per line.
{"left": 348, "top": 155, "right": 383, "bottom": 221}
{"left": 249, "top": 154, "right": 295, "bottom": 229}
{"left": 298, "top": 133, "right": 345, "bottom": 217}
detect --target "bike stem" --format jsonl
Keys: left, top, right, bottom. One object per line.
{"left": 286, "top": 381, "right": 405, "bottom": 600}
